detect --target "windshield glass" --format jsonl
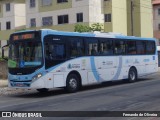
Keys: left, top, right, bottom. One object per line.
{"left": 8, "top": 41, "right": 43, "bottom": 68}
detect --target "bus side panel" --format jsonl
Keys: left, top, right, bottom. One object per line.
{"left": 123, "top": 56, "right": 146, "bottom": 77}
{"left": 145, "top": 55, "right": 158, "bottom": 74}
{"left": 96, "top": 56, "right": 118, "bottom": 81}
{"left": 63, "top": 57, "right": 90, "bottom": 86}
{"left": 53, "top": 74, "right": 65, "bottom": 87}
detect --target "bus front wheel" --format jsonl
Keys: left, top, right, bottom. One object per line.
{"left": 66, "top": 74, "right": 80, "bottom": 93}
{"left": 128, "top": 68, "right": 137, "bottom": 83}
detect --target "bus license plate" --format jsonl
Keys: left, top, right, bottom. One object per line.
{"left": 15, "top": 83, "right": 25, "bottom": 87}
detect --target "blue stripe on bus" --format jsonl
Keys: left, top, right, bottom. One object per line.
{"left": 47, "top": 30, "right": 95, "bottom": 37}
{"left": 90, "top": 57, "right": 100, "bottom": 82}
{"left": 112, "top": 56, "right": 123, "bottom": 80}
{"left": 115, "top": 35, "right": 156, "bottom": 41}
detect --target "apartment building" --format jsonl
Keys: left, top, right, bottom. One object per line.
{"left": 0, "top": 0, "right": 26, "bottom": 50}
{"left": 104, "top": 0, "right": 153, "bottom": 37}
{"left": 25, "top": 0, "right": 153, "bottom": 37}
{"left": 25, "top": 0, "right": 103, "bottom": 31}
{"left": 127, "top": 0, "right": 153, "bottom": 37}
{"left": 0, "top": 0, "right": 153, "bottom": 46}
{"left": 153, "top": 0, "right": 160, "bottom": 45}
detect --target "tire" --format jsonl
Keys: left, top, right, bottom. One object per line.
{"left": 66, "top": 74, "right": 80, "bottom": 93}
{"left": 128, "top": 68, "right": 137, "bottom": 83}
{"left": 37, "top": 88, "right": 49, "bottom": 93}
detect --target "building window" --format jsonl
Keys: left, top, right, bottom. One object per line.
{"left": 6, "top": 21, "right": 11, "bottom": 30}
{"left": 42, "top": 16, "right": 53, "bottom": 26}
{"left": 41, "top": 0, "right": 52, "bottom": 6}
{"left": 104, "top": 14, "right": 111, "bottom": 22}
{"left": 30, "top": 18, "right": 36, "bottom": 27}
{"left": 57, "top": 0, "right": 68, "bottom": 3}
{"left": 6, "top": 3, "right": 10, "bottom": 12}
{"left": 158, "top": 24, "right": 160, "bottom": 30}
{"left": 0, "top": 5, "right": 1, "bottom": 13}
{"left": 158, "top": 39, "right": 160, "bottom": 45}
{"left": 30, "top": 0, "right": 36, "bottom": 8}
{"left": 58, "top": 15, "right": 69, "bottom": 24}
{"left": 77, "top": 13, "right": 83, "bottom": 23}
{"left": 158, "top": 8, "right": 160, "bottom": 15}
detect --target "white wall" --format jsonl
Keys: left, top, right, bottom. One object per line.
{"left": 0, "top": 1, "right": 26, "bottom": 30}
{"left": 14, "top": 3, "right": 26, "bottom": 28}
{"left": 26, "top": 0, "right": 90, "bottom": 28}
{"left": 153, "top": 5, "right": 160, "bottom": 31}
{"left": 89, "top": 0, "right": 103, "bottom": 23}
{"left": 0, "top": 17, "right": 15, "bottom": 30}
{"left": 0, "top": 40, "right": 8, "bottom": 57}
{"left": 0, "top": 2, "right": 15, "bottom": 30}
{"left": 26, "top": 0, "right": 39, "bottom": 14}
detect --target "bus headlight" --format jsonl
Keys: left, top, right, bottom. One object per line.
{"left": 32, "top": 73, "right": 42, "bottom": 81}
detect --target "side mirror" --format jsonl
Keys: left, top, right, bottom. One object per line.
{"left": 2, "top": 44, "right": 9, "bottom": 61}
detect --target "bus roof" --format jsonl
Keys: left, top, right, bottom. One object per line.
{"left": 45, "top": 29, "right": 156, "bottom": 41}
{"left": 13, "top": 29, "right": 156, "bottom": 41}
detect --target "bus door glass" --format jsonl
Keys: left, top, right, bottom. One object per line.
{"left": 44, "top": 35, "right": 66, "bottom": 69}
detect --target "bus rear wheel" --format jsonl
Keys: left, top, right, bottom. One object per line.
{"left": 128, "top": 68, "right": 137, "bottom": 83}
{"left": 66, "top": 74, "right": 80, "bottom": 93}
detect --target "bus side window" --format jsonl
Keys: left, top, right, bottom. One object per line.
{"left": 99, "top": 39, "right": 113, "bottom": 55}
{"left": 86, "top": 38, "right": 98, "bottom": 56}
{"left": 69, "top": 37, "right": 84, "bottom": 58}
{"left": 146, "top": 41, "right": 155, "bottom": 54}
{"left": 114, "top": 40, "right": 125, "bottom": 55}
{"left": 126, "top": 41, "right": 136, "bottom": 55}
{"left": 136, "top": 41, "right": 146, "bottom": 55}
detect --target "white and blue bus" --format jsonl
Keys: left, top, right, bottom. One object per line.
{"left": 2, "top": 29, "right": 158, "bottom": 92}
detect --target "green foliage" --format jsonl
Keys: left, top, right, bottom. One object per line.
{"left": 0, "top": 57, "right": 4, "bottom": 61}
{"left": 91, "top": 23, "right": 104, "bottom": 32}
{"left": 74, "top": 24, "right": 92, "bottom": 32}
{"left": 0, "top": 57, "right": 8, "bottom": 61}
{"left": 74, "top": 23, "right": 104, "bottom": 33}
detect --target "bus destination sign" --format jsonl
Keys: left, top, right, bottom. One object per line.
{"left": 13, "top": 33, "right": 35, "bottom": 40}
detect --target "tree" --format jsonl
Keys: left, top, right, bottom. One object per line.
{"left": 74, "top": 23, "right": 104, "bottom": 32}
{"left": 74, "top": 24, "right": 91, "bottom": 32}
{"left": 91, "top": 23, "right": 104, "bottom": 32}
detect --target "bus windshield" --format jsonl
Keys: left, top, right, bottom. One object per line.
{"left": 8, "top": 41, "right": 43, "bottom": 68}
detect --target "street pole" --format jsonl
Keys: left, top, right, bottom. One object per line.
{"left": 131, "top": 0, "right": 134, "bottom": 36}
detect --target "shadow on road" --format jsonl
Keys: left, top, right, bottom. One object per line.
{"left": 8, "top": 77, "right": 153, "bottom": 98}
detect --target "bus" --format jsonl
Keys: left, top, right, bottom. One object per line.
{"left": 2, "top": 29, "right": 158, "bottom": 93}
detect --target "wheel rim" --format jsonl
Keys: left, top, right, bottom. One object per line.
{"left": 69, "top": 78, "right": 77, "bottom": 89}
{"left": 130, "top": 70, "right": 135, "bottom": 81}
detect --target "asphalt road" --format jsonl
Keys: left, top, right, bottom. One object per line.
{"left": 0, "top": 72, "right": 160, "bottom": 120}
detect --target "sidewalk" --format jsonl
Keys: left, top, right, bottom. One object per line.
{"left": 0, "top": 79, "right": 8, "bottom": 87}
